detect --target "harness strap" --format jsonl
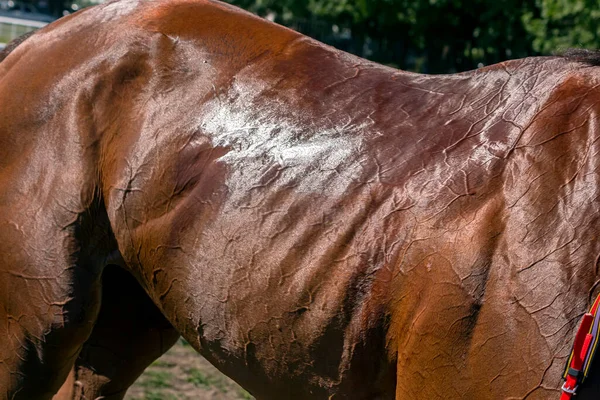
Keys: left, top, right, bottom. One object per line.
{"left": 561, "top": 294, "right": 600, "bottom": 399}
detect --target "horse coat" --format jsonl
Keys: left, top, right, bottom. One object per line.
{"left": 1, "top": 0, "right": 600, "bottom": 398}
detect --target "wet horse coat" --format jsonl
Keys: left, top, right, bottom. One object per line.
{"left": 1, "top": 0, "right": 600, "bottom": 398}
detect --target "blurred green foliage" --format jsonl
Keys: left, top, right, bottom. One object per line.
{"left": 523, "top": 0, "right": 600, "bottom": 54}
{"left": 224, "top": 0, "right": 599, "bottom": 73}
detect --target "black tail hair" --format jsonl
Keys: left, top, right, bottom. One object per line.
{"left": 0, "top": 30, "right": 36, "bottom": 64}
{"left": 560, "top": 49, "right": 600, "bottom": 66}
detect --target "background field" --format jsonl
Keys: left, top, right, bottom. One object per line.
{"left": 126, "top": 340, "right": 254, "bottom": 400}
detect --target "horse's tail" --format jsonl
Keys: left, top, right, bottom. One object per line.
{"left": 0, "top": 30, "right": 36, "bottom": 64}
{"left": 561, "top": 48, "right": 600, "bottom": 66}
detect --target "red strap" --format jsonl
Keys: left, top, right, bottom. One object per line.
{"left": 591, "top": 295, "right": 600, "bottom": 315}
{"left": 561, "top": 375, "right": 578, "bottom": 400}
{"left": 561, "top": 376, "right": 577, "bottom": 400}
{"left": 581, "top": 334, "right": 593, "bottom": 360}
{"left": 561, "top": 313, "right": 594, "bottom": 399}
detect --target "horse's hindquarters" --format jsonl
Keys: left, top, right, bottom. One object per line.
{"left": 0, "top": 188, "right": 106, "bottom": 398}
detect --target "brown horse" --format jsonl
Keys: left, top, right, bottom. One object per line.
{"left": 1, "top": 0, "right": 600, "bottom": 398}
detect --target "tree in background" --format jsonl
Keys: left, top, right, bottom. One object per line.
{"left": 393, "top": 0, "right": 537, "bottom": 72}
{"left": 47, "top": 0, "right": 65, "bottom": 17}
{"left": 522, "top": 0, "right": 600, "bottom": 54}
{"left": 223, "top": 0, "right": 598, "bottom": 73}
{"left": 13, "top": 0, "right": 600, "bottom": 73}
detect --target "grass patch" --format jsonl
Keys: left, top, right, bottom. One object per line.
{"left": 239, "top": 389, "right": 254, "bottom": 399}
{"left": 141, "top": 390, "right": 178, "bottom": 400}
{"left": 0, "top": 24, "right": 37, "bottom": 44}
{"left": 138, "top": 370, "right": 173, "bottom": 389}
{"left": 187, "top": 368, "right": 226, "bottom": 392}
{"left": 151, "top": 359, "right": 176, "bottom": 368}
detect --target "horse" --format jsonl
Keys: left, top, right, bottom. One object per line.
{"left": 1, "top": 0, "right": 600, "bottom": 398}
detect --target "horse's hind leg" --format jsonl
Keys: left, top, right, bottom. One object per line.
{"left": 55, "top": 266, "right": 180, "bottom": 400}
{"left": 0, "top": 215, "right": 106, "bottom": 399}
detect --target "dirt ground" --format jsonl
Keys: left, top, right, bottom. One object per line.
{"left": 126, "top": 340, "right": 254, "bottom": 400}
